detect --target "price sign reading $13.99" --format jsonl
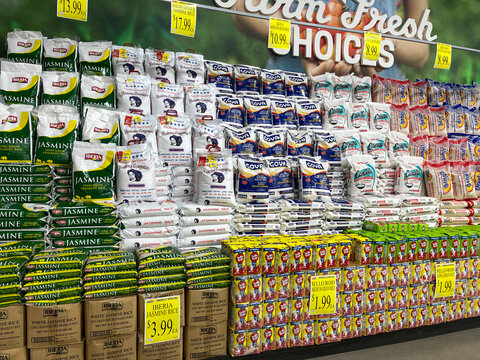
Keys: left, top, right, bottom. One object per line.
{"left": 268, "top": 18, "right": 290, "bottom": 51}
{"left": 434, "top": 43, "right": 452, "bottom": 70}
{"left": 57, "top": 0, "right": 88, "bottom": 22}
{"left": 309, "top": 275, "right": 337, "bottom": 315}
{"left": 144, "top": 295, "right": 180, "bottom": 345}
{"left": 171, "top": 1, "right": 197, "bottom": 38}
{"left": 363, "top": 32, "right": 382, "bottom": 61}
{"left": 435, "top": 263, "right": 456, "bottom": 298}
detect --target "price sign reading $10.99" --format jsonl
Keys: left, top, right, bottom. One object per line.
{"left": 144, "top": 295, "right": 181, "bottom": 345}
{"left": 57, "top": 0, "right": 88, "bottom": 22}
{"left": 434, "top": 43, "right": 452, "bottom": 70}
{"left": 363, "top": 32, "right": 382, "bottom": 61}
{"left": 171, "top": 1, "right": 197, "bottom": 38}
{"left": 309, "top": 275, "right": 337, "bottom": 315}
{"left": 268, "top": 18, "right": 291, "bottom": 51}
{"left": 435, "top": 263, "right": 456, "bottom": 298}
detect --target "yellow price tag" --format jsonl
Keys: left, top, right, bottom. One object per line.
{"left": 435, "top": 263, "right": 456, "bottom": 298}
{"left": 158, "top": 82, "right": 167, "bottom": 89}
{"left": 363, "top": 32, "right": 381, "bottom": 61}
{"left": 171, "top": 1, "right": 196, "bottom": 38}
{"left": 434, "top": 43, "right": 452, "bottom": 70}
{"left": 207, "top": 155, "right": 217, "bottom": 168}
{"left": 309, "top": 275, "right": 337, "bottom": 315}
{"left": 57, "top": 0, "right": 88, "bottom": 22}
{"left": 144, "top": 296, "right": 181, "bottom": 345}
{"left": 268, "top": 17, "right": 290, "bottom": 50}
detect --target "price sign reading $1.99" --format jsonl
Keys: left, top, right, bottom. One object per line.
{"left": 57, "top": 0, "right": 88, "bottom": 22}
{"left": 435, "top": 263, "right": 456, "bottom": 298}
{"left": 363, "top": 32, "right": 382, "bottom": 61}
{"left": 171, "top": 1, "right": 197, "bottom": 38}
{"left": 144, "top": 295, "right": 180, "bottom": 345}
{"left": 268, "top": 18, "right": 291, "bottom": 51}
{"left": 309, "top": 275, "right": 337, "bottom": 315}
{"left": 434, "top": 43, "right": 452, "bottom": 70}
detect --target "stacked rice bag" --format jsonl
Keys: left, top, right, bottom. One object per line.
{"left": 323, "top": 199, "right": 364, "bottom": 234}
{"left": 23, "top": 247, "right": 86, "bottom": 305}
{"left": 378, "top": 167, "right": 396, "bottom": 196}
{"left": 83, "top": 250, "right": 137, "bottom": 299}
{"left": 358, "top": 195, "right": 402, "bottom": 226}
{"left": 234, "top": 203, "right": 282, "bottom": 237}
{"left": 183, "top": 247, "right": 231, "bottom": 290}
{"left": 400, "top": 195, "right": 439, "bottom": 228}
{"left": 49, "top": 202, "right": 119, "bottom": 249}
{"left": 52, "top": 166, "right": 74, "bottom": 203}
{"left": 278, "top": 200, "right": 325, "bottom": 236}
{"left": 0, "top": 202, "right": 49, "bottom": 244}
{"left": 118, "top": 201, "right": 179, "bottom": 250}
{"left": 439, "top": 200, "right": 480, "bottom": 227}
{"left": 137, "top": 246, "right": 186, "bottom": 293}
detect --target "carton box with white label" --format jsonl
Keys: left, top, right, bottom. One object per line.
{"left": 137, "top": 328, "right": 183, "bottom": 360}
{"left": 186, "top": 288, "right": 228, "bottom": 326}
{"left": 86, "top": 333, "right": 136, "bottom": 360}
{"left": 84, "top": 295, "right": 137, "bottom": 339}
{"left": 184, "top": 322, "right": 227, "bottom": 360}
{"left": 0, "top": 347, "right": 28, "bottom": 360}
{"left": 27, "top": 303, "right": 82, "bottom": 348}
{"left": 30, "top": 342, "right": 84, "bottom": 360}
{"left": 0, "top": 304, "right": 25, "bottom": 349}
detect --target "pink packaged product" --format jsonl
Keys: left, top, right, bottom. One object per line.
{"left": 448, "top": 138, "right": 470, "bottom": 161}
{"left": 450, "top": 161, "right": 476, "bottom": 200}
{"left": 439, "top": 208, "right": 473, "bottom": 217}
{"left": 372, "top": 75, "right": 393, "bottom": 104}
{"left": 390, "top": 104, "right": 411, "bottom": 134}
{"left": 446, "top": 106, "right": 466, "bottom": 134}
{"left": 392, "top": 79, "right": 410, "bottom": 106}
{"left": 424, "top": 161, "right": 454, "bottom": 200}
{"left": 469, "top": 161, "right": 480, "bottom": 198}
{"left": 439, "top": 216, "right": 471, "bottom": 226}
{"left": 439, "top": 200, "right": 469, "bottom": 209}
{"left": 427, "top": 137, "right": 448, "bottom": 162}
{"left": 411, "top": 135, "right": 428, "bottom": 160}
{"left": 428, "top": 107, "right": 447, "bottom": 137}
{"left": 410, "top": 106, "right": 430, "bottom": 137}
{"left": 410, "top": 81, "right": 427, "bottom": 107}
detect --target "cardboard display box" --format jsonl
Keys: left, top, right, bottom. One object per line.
{"left": 0, "top": 304, "right": 25, "bottom": 349}
{"left": 84, "top": 295, "right": 137, "bottom": 339}
{"left": 184, "top": 322, "right": 227, "bottom": 360}
{"left": 186, "top": 288, "right": 228, "bottom": 326}
{"left": 30, "top": 342, "right": 84, "bottom": 360}
{"left": 138, "top": 288, "right": 185, "bottom": 340}
{"left": 137, "top": 328, "right": 183, "bottom": 360}
{"left": 0, "top": 347, "right": 28, "bottom": 360}
{"left": 86, "top": 333, "right": 136, "bottom": 360}
{"left": 27, "top": 303, "right": 82, "bottom": 348}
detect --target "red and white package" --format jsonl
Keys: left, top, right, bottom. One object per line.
{"left": 450, "top": 161, "right": 476, "bottom": 200}
{"left": 429, "top": 107, "right": 447, "bottom": 137}
{"left": 411, "top": 135, "right": 428, "bottom": 160}
{"left": 428, "top": 137, "right": 448, "bottom": 162}
{"left": 423, "top": 161, "right": 454, "bottom": 200}
{"left": 392, "top": 79, "right": 410, "bottom": 106}
{"left": 390, "top": 104, "right": 411, "bottom": 134}
{"left": 410, "top": 106, "right": 430, "bottom": 136}
{"left": 410, "top": 81, "right": 427, "bottom": 107}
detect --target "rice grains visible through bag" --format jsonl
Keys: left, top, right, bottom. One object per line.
{"left": 116, "top": 75, "right": 151, "bottom": 116}
{"left": 79, "top": 41, "right": 112, "bottom": 76}
{"left": 82, "top": 106, "right": 120, "bottom": 144}
{"left": 34, "top": 105, "right": 79, "bottom": 166}
{"left": 6, "top": 30, "right": 43, "bottom": 64}
{"left": 0, "top": 104, "right": 34, "bottom": 164}
{"left": 43, "top": 37, "right": 78, "bottom": 72}
{"left": 0, "top": 60, "right": 42, "bottom": 106}
{"left": 72, "top": 141, "right": 116, "bottom": 202}
{"left": 41, "top": 71, "right": 79, "bottom": 108}
{"left": 80, "top": 75, "right": 115, "bottom": 112}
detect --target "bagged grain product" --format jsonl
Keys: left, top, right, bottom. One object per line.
{"left": 236, "top": 156, "right": 270, "bottom": 204}
{"left": 0, "top": 60, "right": 42, "bottom": 106}
{"left": 116, "top": 74, "right": 151, "bottom": 116}
{"left": 120, "top": 113, "right": 158, "bottom": 155}
{"left": 193, "top": 119, "right": 225, "bottom": 152}
{"left": 217, "top": 95, "right": 244, "bottom": 127}
{"left": 205, "top": 60, "right": 234, "bottom": 93}
{"left": 145, "top": 49, "right": 175, "bottom": 83}
{"left": 82, "top": 106, "right": 120, "bottom": 144}
{"left": 234, "top": 64, "right": 260, "bottom": 94}
{"left": 80, "top": 75, "right": 115, "bottom": 111}
{"left": 0, "top": 103, "right": 34, "bottom": 163}
{"left": 78, "top": 41, "right": 112, "bottom": 75}
{"left": 43, "top": 37, "right": 78, "bottom": 72}
{"left": 395, "top": 156, "right": 424, "bottom": 195}
{"left": 346, "top": 155, "right": 377, "bottom": 197}
{"left": 41, "top": 71, "right": 79, "bottom": 107}
{"left": 112, "top": 45, "right": 145, "bottom": 75}
{"left": 176, "top": 52, "right": 204, "bottom": 85}
{"left": 6, "top": 30, "right": 43, "bottom": 64}
{"left": 151, "top": 82, "right": 185, "bottom": 116}
{"left": 156, "top": 114, "right": 192, "bottom": 166}
{"left": 298, "top": 156, "right": 330, "bottom": 201}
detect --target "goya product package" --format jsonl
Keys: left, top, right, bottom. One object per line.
{"left": 82, "top": 106, "right": 120, "bottom": 144}
{"left": 395, "top": 156, "right": 424, "bottom": 195}
{"left": 0, "top": 104, "right": 34, "bottom": 163}
{"left": 151, "top": 82, "right": 185, "bottom": 116}
{"left": 257, "top": 129, "right": 285, "bottom": 157}
{"left": 78, "top": 41, "right": 112, "bottom": 76}
{"left": 298, "top": 156, "right": 330, "bottom": 201}
{"left": 40, "top": 71, "right": 79, "bottom": 107}
{"left": 193, "top": 119, "right": 225, "bottom": 153}
{"left": 235, "top": 156, "right": 269, "bottom": 203}
{"left": 225, "top": 126, "right": 256, "bottom": 155}
{"left": 80, "top": 75, "right": 115, "bottom": 111}
{"left": 323, "top": 99, "right": 347, "bottom": 130}
{"left": 6, "top": 30, "right": 43, "bottom": 64}
{"left": 367, "top": 102, "right": 391, "bottom": 133}
{"left": 271, "top": 98, "right": 296, "bottom": 127}
{"left": 309, "top": 73, "right": 333, "bottom": 101}
{"left": 244, "top": 97, "right": 272, "bottom": 127}
{"left": 72, "top": 141, "right": 116, "bottom": 202}
{"left": 261, "top": 69, "right": 285, "bottom": 96}
{"left": 0, "top": 60, "right": 42, "bottom": 106}
{"left": 266, "top": 157, "right": 294, "bottom": 200}
{"left": 34, "top": 105, "right": 79, "bottom": 166}
{"left": 185, "top": 84, "right": 217, "bottom": 120}
{"left": 120, "top": 113, "right": 158, "bottom": 155}
{"left": 346, "top": 155, "right": 377, "bottom": 197}
{"left": 287, "top": 130, "right": 312, "bottom": 156}
{"left": 296, "top": 100, "right": 322, "bottom": 128}
{"left": 111, "top": 45, "right": 145, "bottom": 75}
{"left": 285, "top": 72, "right": 307, "bottom": 98}
{"left": 156, "top": 115, "right": 192, "bottom": 166}
{"left": 217, "top": 95, "right": 244, "bottom": 127}
{"left": 347, "top": 103, "right": 369, "bottom": 132}
{"left": 175, "top": 52, "right": 204, "bottom": 85}
{"left": 116, "top": 74, "right": 151, "bottom": 116}
{"left": 144, "top": 49, "right": 175, "bottom": 83}
{"left": 43, "top": 37, "right": 78, "bottom": 72}
{"left": 234, "top": 64, "right": 260, "bottom": 94}
{"left": 205, "top": 60, "right": 234, "bottom": 93}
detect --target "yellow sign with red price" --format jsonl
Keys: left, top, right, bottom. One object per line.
{"left": 57, "top": 0, "right": 88, "bottom": 22}
{"left": 144, "top": 295, "right": 181, "bottom": 345}
{"left": 309, "top": 275, "right": 337, "bottom": 315}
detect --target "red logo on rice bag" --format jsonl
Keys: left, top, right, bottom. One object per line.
{"left": 53, "top": 47, "right": 67, "bottom": 53}
{"left": 88, "top": 51, "right": 103, "bottom": 56}
{"left": 2, "top": 116, "right": 17, "bottom": 124}
{"left": 94, "top": 127, "right": 110, "bottom": 133}
{"left": 85, "top": 153, "right": 103, "bottom": 161}
{"left": 50, "top": 122, "right": 65, "bottom": 129}
{"left": 52, "top": 81, "right": 68, "bottom": 87}
{"left": 17, "top": 41, "right": 32, "bottom": 48}
{"left": 12, "top": 77, "right": 28, "bottom": 83}
{"left": 55, "top": 241, "right": 65, "bottom": 246}
{"left": 56, "top": 220, "right": 66, "bottom": 226}
{"left": 92, "top": 86, "right": 106, "bottom": 93}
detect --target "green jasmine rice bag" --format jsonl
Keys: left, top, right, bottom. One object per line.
{"left": 54, "top": 195, "right": 73, "bottom": 203}
{"left": 0, "top": 229, "right": 45, "bottom": 241}
{"left": 0, "top": 256, "right": 28, "bottom": 274}
{"left": 0, "top": 60, "right": 42, "bottom": 106}
{"left": 0, "top": 282, "right": 20, "bottom": 295}
{"left": 6, "top": 30, "right": 43, "bottom": 64}
{"left": 41, "top": 71, "right": 79, "bottom": 108}
{"left": 0, "top": 240, "right": 43, "bottom": 256}
{"left": 80, "top": 75, "right": 115, "bottom": 112}
{"left": 0, "top": 274, "right": 20, "bottom": 284}
{"left": 138, "top": 265, "right": 185, "bottom": 278}
{"left": 83, "top": 270, "right": 137, "bottom": 282}
{"left": 23, "top": 269, "right": 82, "bottom": 282}
{"left": 79, "top": 41, "right": 112, "bottom": 76}
{"left": 186, "top": 266, "right": 231, "bottom": 278}
{"left": 83, "top": 286, "right": 137, "bottom": 299}
{"left": 54, "top": 186, "right": 73, "bottom": 196}
{"left": 24, "top": 286, "right": 82, "bottom": 301}
{"left": 54, "top": 177, "right": 72, "bottom": 186}
{"left": 0, "top": 218, "right": 47, "bottom": 229}
{"left": 43, "top": 37, "right": 78, "bottom": 72}
{"left": 52, "top": 237, "right": 120, "bottom": 248}
{"left": 26, "top": 296, "right": 81, "bottom": 305}
{"left": 82, "top": 106, "right": 120, "bottom": 144}
{"left": 50, "top": 201, "right": 115, "bottom": 217}
{"left": 0, "top": 203, "right": 49, "bottom": 219}
{"left": 51, "top": 215, "right": 117, "bottom": 227}
{"left": 0, "top": 104, "right": 34, "bottom": 163}
{"left": 0, "top": 173, "right": 52, "bottom": 185}
{"left": 52, "top": 166, "right": 72, "bottom": 177}
{"left": 83, "top": 278, "right": 137, "bottom": 291}
{"left": 187, "top": 280, "right": 231, "bottom": 290}
{"left": 186, "top": 273, "right": 230, "bottom": 285}
{"left": 33, "top": 105, "right": 79, "bottom": 166}
{"left": 22, "top": 278, "right": 82, "bottom": 292}
{"left": 138, "top": 274, "right": 186, "bottom": 285}
{"left": 0, "top": 194, "right": 51, "bottom": 203}
{"left": 48, "top": 226, "right": 118, "bottom": 238}
{"left": 72, "top": 141, "right": 116, "bottom": 202}
{"left": 0, "top": 184, "right": 51, "bottom": 195}
{"left": 138, "top": 282, "right": 185, "bottom": 293}
{"left": 0, "top": 164, "right": 50, "bottom": 174}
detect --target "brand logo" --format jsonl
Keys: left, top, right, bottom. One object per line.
{"left": 202, "top": 291, "right": 218, "bottom": 299}
{"left": 103, "top": 302, "right": 123, "bottom": 311}
{"left": 265, "top": 72, "right": 282, "bottom": 81}
{"left": 12, "top": 77, "right": 28, "bottom": 83}
{"left": 47, "top": 346, "right": 68, "bottom": 355}
{"left": 53, "top": 47, "right": 68, "bottom": 53}
{"left": 104, "top": 339, "right": 123, "bottom": 349}
{"left": 300, "top": 103, "right": 317, "bottom": 111}
{"left": 273, "top": 101, "right": 293, "bottom": 109}
{"left": 50, "top": 122, "right": 65, "bottom": 129}
{"left": 264, "top": 134, "right": 281, "bottom": 142}
{"left": 52, "top": 81, "right": 68, "bottom": 87}
{"left": 305, "top": 160, "right": 324, "bottom": 170}
{"left": 17, "top": 41, "right": 32, "bottom": 48}
{"left": 0, "top": 310, "right": 7, "bottom": 319}
{"left": 94, "top": 127, "right": 110, "bottom": 133}
{"left": 92, "top": 86, "right": 106, "bottom": 93}
{"left": 239, "top": 67, "right": 256, "bottom": 75}
{"left": 212, "top": 64, "right": 230, "bottom": 72}
{"left": 223, "top": 98, "right": 241, "bottom": 106}
{"left": 43, "top": 308, "right": 66, "bottom": 317}
{"left": 249, "top": 100, "right": 267, "bottom": 107}
{"left": 245, "top": 162, "right": 262, "bottom": 171}
{"left": 89, "top": 51, "right": 103, "bottom": 56}
{"left": 85, "top": 153, "right": 103, "bottom": 161}
{"left": 1, "top": 116, "right": 17, "bottom": 124}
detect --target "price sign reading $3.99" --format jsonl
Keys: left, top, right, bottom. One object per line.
{"left": 309, "top": 275, "right": 337, "bottom": 315}
{"left": 362, "top": 32, "right": 382, "bottom": 61}
{"left": 268, "top": 18, "right": 291, "bottom": 51}
{"left": 171, "top": 1, "right": 197, "bottom": 38}
{"left": 434, "top": 43, "right": 452, "bottom": 70}
{"left": 57, "top": 0, "right": 88, "bottom": 22}
{"left": 435, "top": 263, "right": 456, "bottom": 298}
{"left": 144, "top": 295, "right": 181, "bottom": 345}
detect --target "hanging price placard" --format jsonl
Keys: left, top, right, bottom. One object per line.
{"left": 434, "top": 43, "right": 452, "bottom": 70}
{"left": 363, "top": 32, "right": 381, "bottom": 61}
{"left": 144, "top": 296, "right": 181, "bottom": 345}
{"left": 309, "top": 275, "right": 337, "bottom": 315}
{"left": 57, "top": 0, "right": 88, "bottom": 22}
{"left": 435, "top": 263, "right": 456, "bottom": 298}
{"left": 268, "top": 18, "right": 290, "bottom": 50}
{"left": 171, "top": 1, "right": 197, "bottom": 38}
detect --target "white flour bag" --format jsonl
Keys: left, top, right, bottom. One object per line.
{"left": 346, "top": 155, "right": 377, "bottom": 197}
{"left": 119, "top": 113, "right": 158, "bottom": 156}
{"left": 112, "top": 45, "right": 145, "bottom": 76}
{"left": 175, "top": 52, "right": 204, "bottom": 85}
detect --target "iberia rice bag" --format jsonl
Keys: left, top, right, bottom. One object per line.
{"left": 0, "top": 103, "right": 34, "bottom": 163}
{"left": 82, "top": 106, "right": 120, "bottom": 144}
{"left": 80, "top": 75, "right": 115, "bottom": 112}
{"left": 6, "top": 30, "right": 43, "bottom": 64}
{"left": 40, "top": 71, "right": 79, "bottom": 108}
{"left": 79, "top": 41, "right": 112, "bottom": 76}
{"left": 43, "top": 37, "right": 78, "bottom": 72}
{"left": 0, "top": 60, "right": 42, "bottom": 106}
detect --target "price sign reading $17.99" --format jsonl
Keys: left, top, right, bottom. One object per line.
{"left": 57, "top": 0, "right": 88, "bottom": 22}
{"left": 363, "top": 32, "right": 381, "bottom": 61}
{"left": 268, "top": 18, "right": 290, "bottom": 51}
{"left": 435, "top": 263, "right": 456, "bottom": 298}
{"left": 434, "top": 43, "right": 452, "bottom": 70}
{"left": 309, "top": 275, "right": 337, "bottom": 315}
{"left": 171, "top": 1, "right": 197, "bottom": 38}
{"left": 144, "top": 295, "right": 180, "bottom": 345}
